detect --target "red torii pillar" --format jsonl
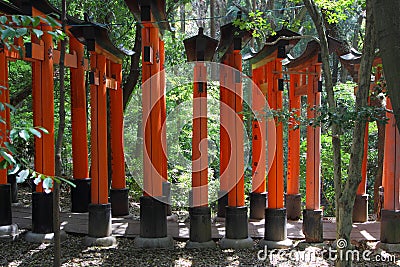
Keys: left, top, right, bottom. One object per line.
{"left": 69, "top": 37, "right": 91, "bottom": 213}
{"left": 135, "top": 3, "right": 172, "bottom": 248}
{"left": 85, "top": 51, "right": 117, "bottom": 245}
{"left": 218, "top": 59, "right": 230, "bottom": 217}
{"left": 260, "top": 56, "right": 293, "bottom": 248}
{"left": 380, "top": 97, "right": 400, "bottom": 244}
{"left": 30, "top": 18, "right": 55, "bottom": 236}
{"left": 303, "top": 63, "right": 323, "bottom": 243}
{"left": 0, "top": 45, "right": 18, "bottom": 238}
{"left": 286, "top": 73, "right": 301, "bottom": 220}
{"left": 219, "top": 39, "right": 253, "bottom": 249}
{"left": 183, "top": 27, "right": 217, "bottom": 248}
{"left": 250, "top": 66, "right": 268, "bottom": 220}
{"left": 109, "top": 61, "right": 129, "bottom": 217}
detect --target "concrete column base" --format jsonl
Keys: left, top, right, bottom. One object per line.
{"left": 286, "top": 194, "right": 301, "bottom": 220}
{"left": 25, "top": 230, "right": 67, "bottom": 243}
{"left": 352, "top": 194, "right": 368, "bottom": 222}
{"left": 377, "top": 242, "right": 400, "bottom": 253}
{"left": 188, "top": 207, "right": 213, "bottom": 244}
{"left": 88, "top": 203, "right": 112, "bottom": 238}
{"left": 219, "top": 237, "right": 253, "bottom": 249}
{"left": 380, "top": 209, "right": 400, "bottom": 243}
{"left": 0, "top": 184, "right": 12, "bottom": 226}
{"left": 186, "top": 240, "right": 216, "bottom": 249}
{"left": 84, "top": 235, "right": 117, "bottom": 247}
{"left": 7, "top": 174, "right": 18, "bottom": 203}
{"left": 32, "top": 192, "right": 53, "bottom": 234}
{"left": 134, "top": 236, "right": 174, "bottom": 248}
{"left": 220, "top": 206, "right": 253, "bottom": 249}
{"left": 0, "top": 223, "right": 19, "bottom": 240}
{"left": 71, "top": 178, "right": 91, "bottom": 213}
{"left": 259, "top": 238, "right": 293, "bottom": 249}
{"left": 110, "top": 188, "right": 129, "bottom": 217}
{"left": 302, "top": 209, "right": 323, "bottom": 243}
{"left": 162, "top": 181, "right": 172, "bottom": 216}
{"left": 264, "top": 208, "right": 291, "bottom": 248}
{"left": 249, "top": 192, "right": 267, "bottom": 220}
{"left": 217, "top": 190, "right": 228, "bottom": 218}
{"left": 139, "top": 196, "right": 167, "bottom": 238}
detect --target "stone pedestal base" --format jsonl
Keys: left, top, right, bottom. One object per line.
{"left": 139, "top": 196, "right": 167, "bottom": 238}
{"left": 264, "top": 208, "right": 291, "bottom": 248}
{"left": 162, "top": 181, "right": 172, "bottom": 216}
{"left": 220, "top": 206, "right": 253, "bottom": 249}
{"left": 0, "top": 224, "right": 19, "bottom": 240}
{"left": 380, "top": 209, "right": 400, "bottom": 243}
{"left": 25, "top": 230, "right": 67, "bottom": 243}
{"left": 286, "top": 194, "right": 301, "bottom": 220}
{"left": 249, "top": 192, "right": 267, "bottom": 220}
{"left": 134, "top": 236, "right": 174, "bottom": 248}
{"left": 88, "top": 203, "right": 112, "bottom": 238}
{"left": 71, "top": 178, "right": 91, "bottom": 213}
{"left": 84, "top": 235, "right": 117, "bottom": 247}
{"left": 7, "top": 175, "right": 18, "bottom": 203}
{"left": 352, "top": 194, "right": 368, "bottom": 223}
{"left": 32, "top": 192, "right": 53, "bottom": 234}
{"left": 0, "top": 184, "right": 12, "bottom": 226}
{"left": 302, "top": 209, "right": 323, "bottom": 243}
{"left": 110, "top": 188, "right": 129, "bottom": 216}
{"left": 217, "top": 190, "right": 228, "bottom": 218}
{"left": 189, "top": 207, "right": 213, "bottom": 243}
{"left": 259, "top": 238, "right": 293, "bottom": 249}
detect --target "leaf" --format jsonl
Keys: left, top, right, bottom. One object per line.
{"left": 29, "top": 128, "right": 41, "bottom": 138}
{"left": 9, "top": 164, "right": 20, "bottom": 175}
{"left": 18, "top": 129, "right": 30, "bottom": 141}
{"left": 21, "top": 16, "right": 32, "bottom": 27}
{"left": 33, "top": 176, "right": 41, "bottom": 185}
{"left": 42, "top": 177, "right": 53, "bottom": 190}
{"left": 0, "top": 159, "right": 8, "bottom": 169}
{"left": 32, "top": 29, "right": 43, "bottom": 38}
{"left": 1, "top": 27, "right": 15, "bottom": 40}
{"left": 16, "top": 169, "right": 29, "bottom": 183}
{"left": 32, "top": 17, "right": 41, "bottom": 27}
{"left": 0, "top": 16, "right": 7, "bottom": 24}
{"left": 58, "top": 176, "right": 76, "bottom": 188}
{"left": 37, "top": 127, "right": 49, "bottom": 134}
{"left": 0, "top": 150, "right": 16, "bottom": 164}
{"left": 15, "top": 27, "right": 28, "bottom": 38}
{"left": 11, "top": 15, "right": 21, "bottom": 25}
{"left": 43, "top": 15, "right": 61, "bottom": 27}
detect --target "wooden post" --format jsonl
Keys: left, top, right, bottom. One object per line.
{"left": 90, "top": 53, "right": 109, "bottom": 205}
{"left": 142, "top": 24, "right": 163, "bottom": 197}
{"left": 70, "top": 37, "right": 89, "bottom": 179}
{"left": 192, "top": 62, "right": 208, "bottom": 207}
{"left": 286, "top": 73, "right": 301, "bottom": 220}
{"left": 305, "top": 66, "right": 321, "bottom": 211}
{"left": 0, "top": 49, "right": 7, "bottom": 184}
{"left": 159, "top": 39, "right": 168, "bottom": 183}
{"left": 110, "top": 63, "right": 126, "bottom": 190}
{"left": 251, "top": 67, "right": 267, "bottom": 194}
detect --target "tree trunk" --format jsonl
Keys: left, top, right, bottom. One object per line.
{"left": 373, "top": 0, "right": 400, "bottom": 134}
{"left": 123, "top": 23, "right": 141, "bottom": 111}
{"left": 54, "top": 0, "right": 67, "bottom": 266}
{"left": 210, "top": 0, "right": 215, "bottom": 38}
{"left": 370, "top": 92, "right": 386, "bottom": 217}
{"left": 180, "top": 3, "right": 185, "bottom": 33}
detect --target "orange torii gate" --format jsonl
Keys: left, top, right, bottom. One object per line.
{"left": 0, "top": 0, "right": 128, "bottom": 244}
{"left": 70, "top": 21, "right": 128, "bottom": 245}
{"left": 124, "top": 0, "right": 173, "bottom": 248}
{"left": 286, "top": 40, "right": 323, "bottom": 242}
{"left": 183, "top": 27, "right": 218, "bottom": 248}
{"left": 217, "top": 19, "right": 253, "bottom": 248}
{"left": 246, "top": 29, "right": 299, "bottom": 248}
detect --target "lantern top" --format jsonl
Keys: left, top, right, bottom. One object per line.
{"left": 183, "top": 27, "right": 219, "bottom": 62}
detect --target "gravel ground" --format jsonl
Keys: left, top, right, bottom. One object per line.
{"left": 3, "top": 184, "right": 399, "bottom": 267}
